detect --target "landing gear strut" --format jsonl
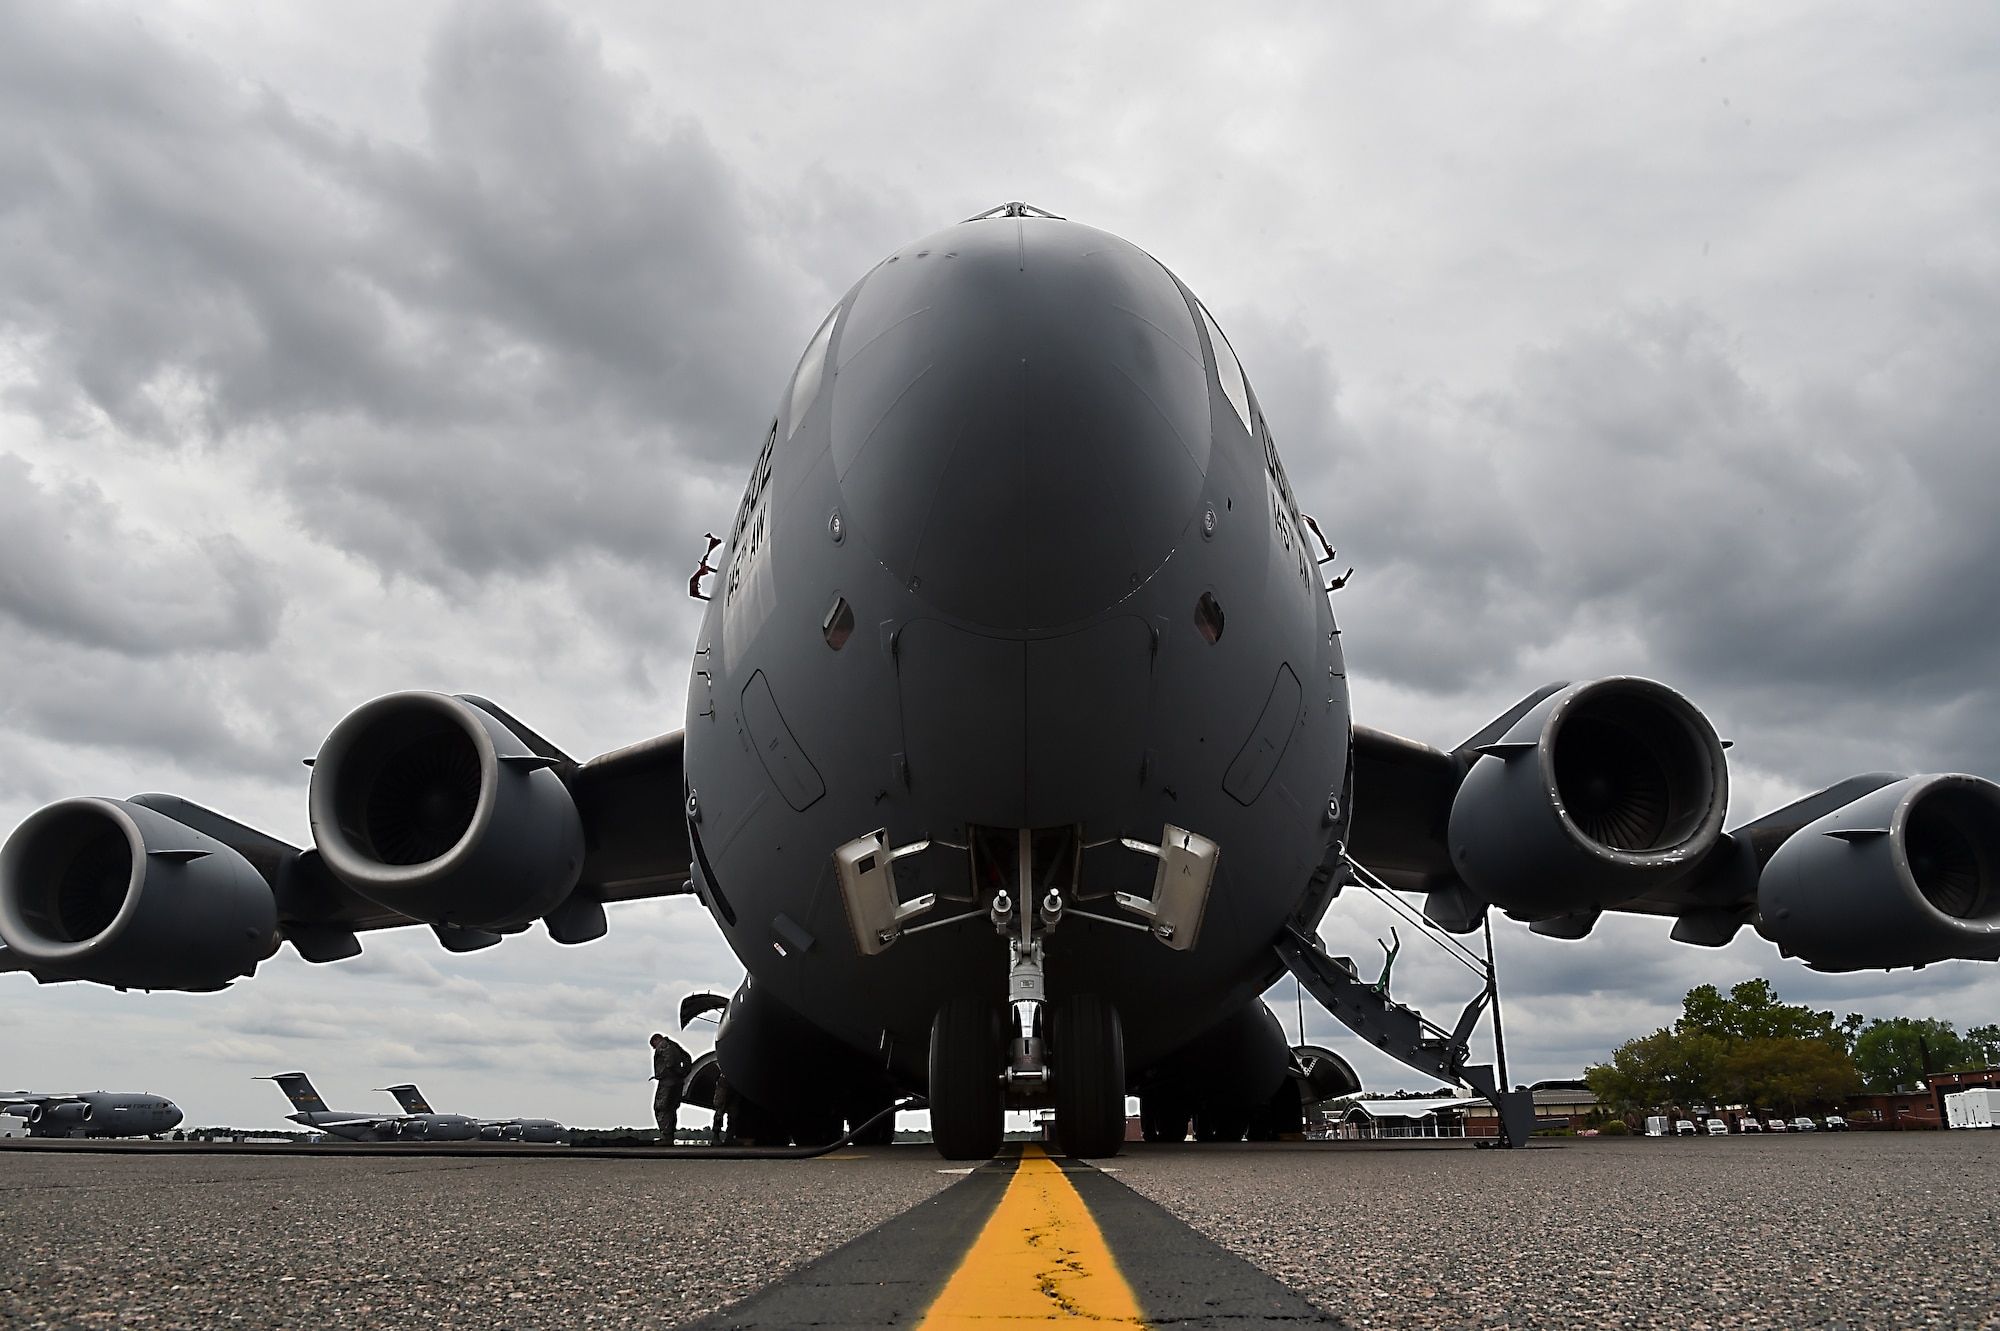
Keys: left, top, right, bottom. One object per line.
{"left": 929, "top": 827, "right": 1132, "bottom": 1158}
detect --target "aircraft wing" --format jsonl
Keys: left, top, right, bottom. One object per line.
{"left": 1350, "top": 720, "right": 1871, "bottom": 924}
{"left": 1347, "top": 725, "right": 1464, "bottom": 896}
{"left": 1345, "top": 679, "right": 2000, "bottom": 969}
{"left": 0, "top": 1093, "right": 84, "bottom": 1109}
{"left": 65, "top": 708, "right": 697, "bottom": 973}
{"left": 563, "top": 727, "right": 693, "bottom": 903}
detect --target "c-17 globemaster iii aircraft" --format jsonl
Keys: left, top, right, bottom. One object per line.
{"left": 259, "top": 1072, "right": 559, "bottom": 1141}
{"left": 381, "top": 1083, "right": 563, "bottom": 1142}
{"left": 4, "top": 204, "right": 1997, "bottom": 1159}
{"left": 259, "top": 1072, "right": 465, "bottom": 1141}
{"left": 2, "top": 1090, "right": 182, "bottom": 1138}
{"left": 258, "top": 1073, "right": 562, "bottom": 1142}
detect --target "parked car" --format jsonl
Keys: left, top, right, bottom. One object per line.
{"left": 1791, "top": 1116, "right": 1818, "bottom": 1132}
{"left": 1765, "top": 1118, "right": 1788, "bottom": 1132}
{"left": 1823, "top": 1114, "right": 1849, "bottom": 1131}
{"left": 1705, "top": 1118, "right": 1728, "bottom": 1135}
{"left": 1675, "top": 1119, "right": 1698, "bottom": 1136}
{"left": 1738, "top": 1117, "right": 1763, "bottom": 1133}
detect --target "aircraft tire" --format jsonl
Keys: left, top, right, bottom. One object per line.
{"left": 929, "top": 994, "right": 1003, "bottom": 1160}
{"left": 1053, "top": 993, "right": 1126, "bottom": 1159}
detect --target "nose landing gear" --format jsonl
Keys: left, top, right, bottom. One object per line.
{"left": 928, "top": 827, "right": 1130, "bottom": 1159}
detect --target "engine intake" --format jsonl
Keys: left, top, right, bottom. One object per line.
{"left": 1757, "top": 773, "right": 2000, "bottom": 971}
{"left": 309, "top": 693, "right": 584, "bottom": 929}
{"left": 0, "top": 798, "right": 277, "bottom": 991}
{"left": 1448, "top": 678, "right": 1728, "bottom": 918}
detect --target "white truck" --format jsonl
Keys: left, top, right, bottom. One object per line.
{"left": 1644, "top": 1115, "right": 1669, "bottom": 1137}
{"left": 1945, "top": 1088, "right": 2000, "bottom": 1128}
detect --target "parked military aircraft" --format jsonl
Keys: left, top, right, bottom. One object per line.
{"left": 4, "top": 204, "right": 1997, "bottom": 1159}
{"left": 382, "top": 1083, "right": 563, "bottom": 1142}
{"left": 1, "top": 1089, "right": 182, "bottom": 1138}
{"left": 259, "top": 1071, "right": 480, "bottom": 1141}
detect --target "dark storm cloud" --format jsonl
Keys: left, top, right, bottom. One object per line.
{"left": 0, "top": 0, "right": 843, "bottom": 588}
{"left": 0, "top": 453, "right": 280, "bottom": 654}
{"left": 6, "top": 0, "right": 2000, "bottom": 1119}
{"left": 1244, "top": 280, "right": 2000, "bottom": 780}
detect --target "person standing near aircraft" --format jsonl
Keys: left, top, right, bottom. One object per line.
{"left": 651, "top": 1032, "right": 691, "bottom": 1138}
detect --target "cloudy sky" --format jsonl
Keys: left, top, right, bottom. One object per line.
{"left": 4, "top": 0, "right": 1998, "bottom": 1129}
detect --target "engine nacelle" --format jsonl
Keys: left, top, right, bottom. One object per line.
{"left": 0, "top": 798, "right": 278, "bottom": 991}
{"left": 1757, "top": 773, "right": 2000, "bottom": 971}
{"left": 308, "top": 693, "right": 584, "bottom": 929}
{"left": 30, "top": 1102, "right": 91, "bottom": 1127}
{"left": 1447, "top": 678, "right": 1728, "bottom": 919}
{"left": 407, "top": 1114, "right": 478, "bottom": 1141}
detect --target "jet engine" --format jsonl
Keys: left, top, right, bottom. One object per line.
{"left": 28, "top": 1102, "right": 92, "bottom": 1129}
{"left": 308, "top": 693, "right": 584, "bottom": 929}
{"left": 0, "top": 797, "right": 278, "bottom": 991}
{"left": 1447, "top": 678, "right": 1728, "bottom": 919}
{"left": 1757, "top": 773, "right": 2000, "bottom": 971}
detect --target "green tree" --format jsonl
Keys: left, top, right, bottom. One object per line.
{"left": 1720, "top": 1036, "right": 1861, "bottom": 1112}
{"left": 1590, "top": 979, "right": 1874, "bottom": 1114}
{"left": 1852, "top": 1018, "right": 1969, "bottom": 1092}
{"left": 1963, "top": 1024, "right": 2000, "bottom": 1068}
{"left": 1585, "top": 1027, "right": 1729, "bottom": 1112}
{"left": 1678, "top": 979, "right": 1849, "bottom": 1048}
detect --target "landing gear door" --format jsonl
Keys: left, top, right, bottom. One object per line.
{"left": 1115, "top": 824, "right": 1219, "bottom": 951}
{"left": 833, "top": 830, "right": 936, "bottom": 955}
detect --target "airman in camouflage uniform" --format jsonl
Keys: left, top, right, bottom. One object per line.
{"left": 651, "top": 1031, "right": 692, "bottom": 1138}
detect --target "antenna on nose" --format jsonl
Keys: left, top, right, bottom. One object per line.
{"left": 962, "top": 201, "right": 1067, "bottom": 222}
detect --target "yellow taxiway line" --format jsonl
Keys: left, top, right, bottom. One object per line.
{"left": 916, "top": 1144, "right": 1148, "bottom": 1327}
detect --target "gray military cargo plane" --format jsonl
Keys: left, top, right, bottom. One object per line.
{"left": 1, "top": 1089, "right": 182, "bottom": 1138}
{"left": 262, "top": 1063, "right": 438, "bottom": 1135}
{"left": 260, "top": 1071, "right": 479, "bottom": 1141}
{"left": 382, "top": 1084, "right": 563, "bottom": 1142}
{"left": 5, "top": 204, "right": 1998, "bottom": 1159}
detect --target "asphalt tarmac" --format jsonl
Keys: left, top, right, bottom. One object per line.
{"left": 3, "top": 1133, "right": 1997, "bottom": 1329}
{"left": 0, "top": 1148, "right": 954, "bottom": 1328}
{"left": 1117, "top": 1133, "right": 2000, "bottom": 1330}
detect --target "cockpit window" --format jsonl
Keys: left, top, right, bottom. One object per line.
{"left": 782, "top": 305, "right": 840, "bottom": 441}
{"left": 1198, "top": 304, "right": 1252, "bottom": 436}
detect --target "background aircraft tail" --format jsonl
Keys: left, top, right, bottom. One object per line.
{"left": 260, "top": 1072, "right": 327, "bottom": 1115}
{"left": 382, "top": 1084, "right": 433, "bottom": 1114}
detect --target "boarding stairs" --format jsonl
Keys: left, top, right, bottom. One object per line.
{"left": 1276, "top": 858, "right": 1539, "bottom": 1148}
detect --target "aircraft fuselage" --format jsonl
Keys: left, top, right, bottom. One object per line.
{"left": 683, "top": 216, "right": 1350, "bottom": 1109}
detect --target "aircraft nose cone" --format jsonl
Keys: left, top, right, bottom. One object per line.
{"left": 829, "top": 218, "right": 1213, "bottom": 632}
